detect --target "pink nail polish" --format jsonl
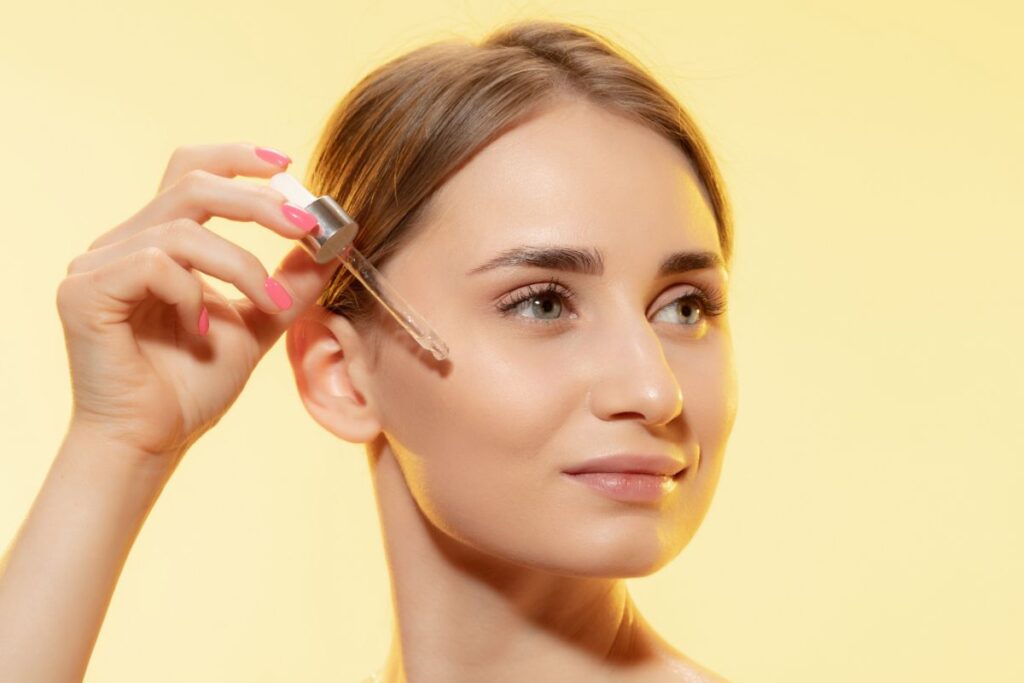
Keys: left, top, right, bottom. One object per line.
{"left": 255, "top": 146, "right": 291, "bottom": 168}
{"left": 198, "top": 306, "right": 209, "bottom": 335}
{"left": 265, "top": 277, "right": 293, "bottom": 310}
{"left": 281, "top": 202, "right": 319, "bottom": 232}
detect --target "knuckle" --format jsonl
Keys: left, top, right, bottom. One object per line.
{"left": 254, "top": 184, "right": 284, "bottom": 205}
{"left": 65, "top": 255, "right": 85, "bottom": 276}
{"left": 238, "top": 249, "right": 267, "bottom": 280}
{"left": 170, "top": 144, "right": 197, "bottom": 162}
{"left": 55, "top": 274, "right": 90, "bottom": 321}
{"left": 55, "top": 276, "right": 76, "bottom": 309}
{"left": 135, "top": 246, "right": 169, "bottom": 272}
{"left": 177, "top": 168, "right": 213, "bottom": 194}
{"left": 163, "top": 217, "right": 202, "bottom": 239}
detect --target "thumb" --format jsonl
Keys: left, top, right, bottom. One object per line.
{"left": 246, "top": 242, "right": 341, "bottom": 354}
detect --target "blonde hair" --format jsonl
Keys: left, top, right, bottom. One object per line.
{"left": 306, "top": 19, "right": 733, "bottom": 336}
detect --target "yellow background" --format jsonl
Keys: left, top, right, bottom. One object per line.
{"left": 1, "top": 1, "right": 1021, "bottom": 681}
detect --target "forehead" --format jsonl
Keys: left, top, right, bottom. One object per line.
{"left": 410, "top": 99, "right": 721, "bottom": 271}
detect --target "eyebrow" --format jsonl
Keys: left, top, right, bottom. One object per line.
{"left": 465, "top": 245, "right": 725, "bottom": 278}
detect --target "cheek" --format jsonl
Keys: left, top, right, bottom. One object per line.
{"left": 377, "top": 328, "right": 576, "bottom": 454}
{"left": 668, "top": 327, "right": 738, "bottom": 502}
{"left": 696, "top": 328, "right": 738, "bottom": 453}
{"left": 372, "top": 331, "right": 577, "bottom": 542}
{"left": 369, "top": 322, "right": 738, "bottom": 573}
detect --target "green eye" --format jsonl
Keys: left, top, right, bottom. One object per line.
{"left": 501, "top": 288, "right": 567, "bottom": 320}
{"left": 495, "top": 279, "right": 727, "bottom": 326}
{"left": 496, "top": 277, "right": 577, "bottom": 323}
{"left": 652, "top": 293, "right": 713, "bottom": 325}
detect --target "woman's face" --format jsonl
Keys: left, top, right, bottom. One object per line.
{"left": 357, "top": 98, "right": 737, "bottom": 577}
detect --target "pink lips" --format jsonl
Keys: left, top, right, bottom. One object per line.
{"left": 564, "top": 472, "right": 679, "bottom": 503}
{"left": 562, "top": 453, "right": 688, "bottom": 503}
{"left": 562, "top": 453, "right": 686, "bottom": 477}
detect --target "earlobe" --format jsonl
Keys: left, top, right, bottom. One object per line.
{"left": 285, "top": 308, "right": 383, "bottom": 444}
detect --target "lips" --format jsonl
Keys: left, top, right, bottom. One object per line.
{"left": 562, "top": 453, "right": 687, "bottom": 477}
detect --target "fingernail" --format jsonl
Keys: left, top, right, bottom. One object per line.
{"left": 265, "top": 276, "right": 293, "bottom": 311}
{"left": 255, "top": 146, "right": 291, "bottom": 168}
{"left": 281, "top": 202, "right": 319, "bottom": 232}
{"left": 198, "top": 306, "right": 209, "bottom": 335}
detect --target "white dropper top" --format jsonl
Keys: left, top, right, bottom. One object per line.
{"left": 269, "top": 172, "right": 317, "bottom": 208}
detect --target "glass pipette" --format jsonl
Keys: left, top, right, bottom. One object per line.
{"left": 269, "top": 172, "right": 450, "bottom": 362}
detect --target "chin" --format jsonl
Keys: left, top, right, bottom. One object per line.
{"left": 494, "top": 530, "right": 686, "bottom": 579}
{"left": 535, "top": 550, "right": 677, "bottom": 579}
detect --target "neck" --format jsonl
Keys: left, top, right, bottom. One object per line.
{"left": 366, "top": 441, "right": 669, "bottom": 683}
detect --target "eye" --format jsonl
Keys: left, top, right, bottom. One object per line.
{"left": 495, "top": 277, "right": 578, "bottom": 324}
{"left": 651, "top": 287, "right": 728, "bottom": 326}
{"left": 495, "top": 278, "right": 728, "bottom": 326}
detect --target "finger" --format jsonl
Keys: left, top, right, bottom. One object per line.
{"left": 243, "top": 242, "right": 342, "bottom": 355}
{"left": 157, "top": 141, "right": 291, "bottom": 194}
{"left": 86, "top": 142, "right": 297, "bottom": 252}
{"left": 90, "top": 169, "right": 317, "bottom": 251}
{"left": 60, "top": 247, "right": 207, "bottom": 337}
{"left": 66, "top": 218, "right": 290, "bottom": 316}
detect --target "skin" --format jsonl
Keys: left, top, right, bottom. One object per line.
{"left": 287, "top": 97, "right": 739, "bottom": 683}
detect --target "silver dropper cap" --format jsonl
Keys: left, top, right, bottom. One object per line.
{"left": 269, "top": 173, "right": 358, "bottom": 264}
{"left": 299, "top": 195, "right": 360, "bottom": 264}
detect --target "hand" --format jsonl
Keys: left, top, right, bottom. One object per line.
{"left": 55, "top": 142, "right": 339, "bottom": 462}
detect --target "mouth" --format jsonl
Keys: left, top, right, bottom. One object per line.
{"left": 561, "top": 453, "right": 688, "bottom": 478}
{"left": 562, "top": 466, "right": 688, "bottom": 504}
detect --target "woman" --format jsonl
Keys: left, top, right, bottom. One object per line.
{"left": 0, "top": 19, "right": 737, "bottom": 683}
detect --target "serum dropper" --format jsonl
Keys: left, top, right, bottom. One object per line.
{"left": 269, "top": 172, "right": 449, "bottom": 362}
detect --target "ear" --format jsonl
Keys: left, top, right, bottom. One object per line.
{"left": 285, "top": 306, "right": 383, "bottom": 444}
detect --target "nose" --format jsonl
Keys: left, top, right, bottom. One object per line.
{"left": 585, "top": 314, "right": 684, "bottom": 427}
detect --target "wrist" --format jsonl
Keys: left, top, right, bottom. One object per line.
{"left": 61, "top": 418, "right": 184, "bottom": 485}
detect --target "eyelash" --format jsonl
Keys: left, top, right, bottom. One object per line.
{"left": 495, "top": 276, "right": 728, "bottom": 326}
